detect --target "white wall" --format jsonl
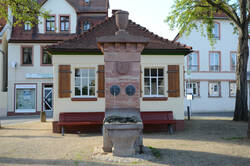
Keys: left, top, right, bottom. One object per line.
{"left": 52, "top": 54, "right": 185, "bottom": 121}
{"left": 8, "top": 43, "right": 53, "bottom": 113}
{"left": 39, "top": 0, "right": 77, "bottom": 34}
{"left": 178, "top": 19, "right": 250, "bottom": 113}
{"left": 0, "top": 92, "right": 7, "bottom": 117}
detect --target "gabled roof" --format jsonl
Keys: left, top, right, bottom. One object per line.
{"left": 37, "top": 0, "right": 108, "bottom": 13}
{"left": 48, "top": 15, "right": 192, "bottom": 55}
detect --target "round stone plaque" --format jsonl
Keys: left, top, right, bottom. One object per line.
{"left": 126, "top": 85, "right": 136, "bottom": 96}
{"left": 110, "top": 85, "right": 120, "bottom": 96}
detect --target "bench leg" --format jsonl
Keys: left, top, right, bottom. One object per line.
{"left": 168, "top": 124, "right": 174, "bottom": 134}
{"left": 62, "top": 126, "right": 64, "bottom": 136}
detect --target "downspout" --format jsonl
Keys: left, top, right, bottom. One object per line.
{"left": 0, "top": 49, "right": 4, "bottom": 92}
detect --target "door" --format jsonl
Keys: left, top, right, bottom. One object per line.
{"left": 43, "top": 87, "right": 53, "bottom": 112}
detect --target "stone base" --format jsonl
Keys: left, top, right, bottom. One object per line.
{"left": 103, "top": 122, "right": 143, "bottom": 157}
{"left": 92, "top": 146, "right": 154, "bottom": 163}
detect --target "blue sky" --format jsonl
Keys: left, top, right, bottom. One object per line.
{"left": 109, "top": 0, "right": 178, "bottom": 40}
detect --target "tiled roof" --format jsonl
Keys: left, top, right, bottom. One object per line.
{"left": 37, "top": 0, "right": 108, "bottom": 13}
{"left": 48, "top": 16, "right": 192, "bottom": 54}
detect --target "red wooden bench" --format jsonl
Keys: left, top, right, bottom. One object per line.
{"left": 140, "top": 111, "right": 176, "bottom": 134}
{"left": 58, "top": 111, "right": 176, "bottom": 135}
{"left": 58, "top": 112, "right": 105, "bottom": 136}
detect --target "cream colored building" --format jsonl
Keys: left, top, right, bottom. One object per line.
{"left": 7, "top": 0, "right": 109, "bottom": 116}
{"left": 48, "top": 15, "right": 191, "bottom": 131}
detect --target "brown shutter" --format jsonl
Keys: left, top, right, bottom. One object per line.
{"left": 97, "top": 65, "right": 105, "bottom": 98}
{"left": 168, "top": 65, "right": 180, "bottom": 97}
{"left": 58, "top": 65, "right": 71, "bottom": 98}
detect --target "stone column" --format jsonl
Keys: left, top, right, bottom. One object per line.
{"left": 97, "top": 11, "right": 149, "bottom": 157}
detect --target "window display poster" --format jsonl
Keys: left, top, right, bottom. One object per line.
{"left": 16, "top": 88, "right": 36, "bottom": 111}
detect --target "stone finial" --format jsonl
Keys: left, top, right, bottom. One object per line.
{"left": 115, "top": 10, "right": 129, "bottom": 35}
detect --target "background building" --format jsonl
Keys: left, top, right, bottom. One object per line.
{"left": 177, "top": 14, "right": 250, "bottom": 113}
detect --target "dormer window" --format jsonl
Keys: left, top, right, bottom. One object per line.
{"left": 85, "top": 0, "right": 90, "bottom": 6}
{"left": 83, "top": 21, "right": 91, "bottom": 31}
{"left": 24, "top": 22, "right": 31, "bottom": 31}
{"left": 46, "top": 16, "right": 56, "bottom": 32}
{"left": 212, "top": 22, "right": 220, "bottom": 39}
{"left": 60, "top": 16, "right": 70, "bottom": 32}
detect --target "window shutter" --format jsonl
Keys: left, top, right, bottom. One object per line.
{"left": 58, "top": 65, "right": 71, "bottom": 98}
{"left": 97, "top": 65, "right": 105, "bottom": 98}
{"left": 168, "top": 65, "right": 180, "bottom": 97}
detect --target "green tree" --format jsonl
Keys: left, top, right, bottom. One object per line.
{"left": 0, "top": 0, "right": 49, "bottom": 26}
{"left": 167, "top": 0, "right": 249, "bottom": 123}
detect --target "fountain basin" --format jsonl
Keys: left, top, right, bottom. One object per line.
{"left": 104, "top": 122, "right": 143, "bottom": 157}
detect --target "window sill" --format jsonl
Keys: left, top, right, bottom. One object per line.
{"left": 142, "top": 97, "right": 168, "bottom": 101}
{"left": 208, "top": 96, "right": 222, "bottom": 98}
{"left": 21, "top": 64, "right": 33, "bottom": 66}
{"left": 41, "top": 64, "right": 53, "bottom": 66}
{"left": 71, "top": 97, "right": 97, "bottom": 101}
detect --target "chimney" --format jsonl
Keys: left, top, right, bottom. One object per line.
{"left": 115, "top": 10, "right": 129, "bottom": 35}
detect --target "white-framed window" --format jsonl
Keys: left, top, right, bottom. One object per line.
{"left": 187, "top": 52, "right": 199, "bottom": 71}
{"left": 186, "top": 81, "right": 199, "bottom": 96}
{"left": 144, "top": 68, "right": 164, "bottom": 97}
{"left": 212, "top": 22, "right": 220, "bottom": 39}
{"left": 24, "top": 22, "right": 31, "bottom": 31}
{"left": 75, "top": 68, "right": 96, "bottom": 97}
{"left": 229, "top": 82, "right": 236, "bottom": 97}
{"left": 230, "top": 52, "right": 237, "bottom": 72}
{"left": 208, "top": 82, "right": 221, "bottom": 97}
{"left": 15, "top": 84, "right": 36, "bottom": 113}
{"left": 209, "top": 52, "right": 220, "bottom": 72}
{"left": 83, "top": 21, "right": 91, "bottom": 31}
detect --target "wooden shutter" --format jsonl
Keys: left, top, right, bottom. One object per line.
{"left": 58, "top": 65, "right": 71, "bottom": 98}
{"left": 168, "top": 65, "right": 180, "bottom": 97}
{"left": 97, "top": 65, "right": 105, "bottom": 98}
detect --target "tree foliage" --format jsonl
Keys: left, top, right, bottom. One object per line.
{"left": 0, "top": 0, "right": 49, "bottom": 26}
{"left": 166, "top": 0, "right": 250, "bottom": 122}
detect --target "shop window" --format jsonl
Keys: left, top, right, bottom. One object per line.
{"left": 229, "top": 82, "right": 236, "bottom": 97}
{"left": 15, "top": 84, "right": 36, "bottom": 113}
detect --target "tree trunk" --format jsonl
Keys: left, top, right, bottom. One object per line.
{"left": 234, "top": 25, "right": 249, "bottom": 121}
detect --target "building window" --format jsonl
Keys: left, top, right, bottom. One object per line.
{"left": 85, "top": 0, "right": 90, "bottom": 6}
{"left": 230, "top": 52, "right": 237, "bottom": 72}
{"left": 21, "top": 47, "right": 33, "bottom": 65}
{"left": 15, "top": 84, "right": 36, "bottom": 113}
{"left": 24, "top": 22, "right": 31, "bottom": 31}
{"left": 41, "top": 47, "right": 52, "bottom": 65}
{"left": 229, "top": 82, "right": 236, "bottom": 97}
{"left": 212, "top": 22, "right": 220, "bottom": 39}
{"left": 186, "top": 81, "right": 199, "bottom": 96}
{"left": 75, "top": 68, "right": 95, "bottom": 97}
{"left": 144, "top": 68, "right": 164, "bottom": 97}
{"left": 46, "top": 16, "right": 56, "bottom": 32}
{"left": 209, "top": 52, "right": 220, "bottom": 72}
{"left": 209, "top": 82, "right": 221, "bottom": 97}
{"left": 83, "top": 21, "right": 91, "bottom": 31}
{"left": 60, "top": 16, "right": 70, "bottom": 32}
{"left": 187, "top": 52, "right": 199, "bottom": 71}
